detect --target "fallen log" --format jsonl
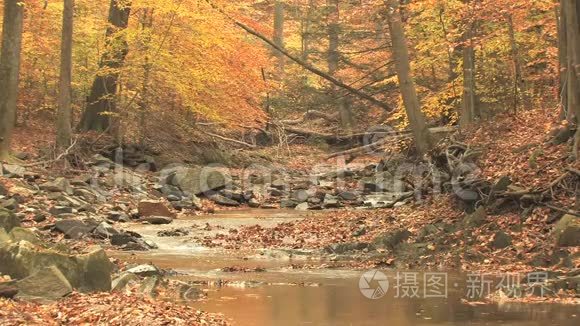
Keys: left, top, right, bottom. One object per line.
{"left": 281, "top": 110, "right": 339, "bottom": 125}
{"left": 326, "top": 126, "right": 457, "bottom": 159}
{"left": 201, "top": 131, "right": 256, "bottom": 149}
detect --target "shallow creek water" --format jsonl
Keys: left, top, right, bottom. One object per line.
{"left": 113, "top": 210, "right": 579, "bottom": 326}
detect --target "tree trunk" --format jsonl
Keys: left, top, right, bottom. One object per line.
{"left": 327, "top": 0, "right": 353, "bottom": 130}
{"left": 301, "top": 0, "right": 315, "bottom": 62}
{"left": 507, "top": 14, "right": 530, "bottom": 111}
{"left": 385, "top": 0, "right": 432, "bottom": 156}
{"left": 56, "top": 0, "right": 74, "bottom": 149}
{"left": 273, "top": 0, "right": 285, "bottom": 75}
{"left": 563, "top": 0, "right": 580, "bottom": 158}
{"left": 557, "top": 2, "right": 568, "bottom": 119}
{"left": 79, "top": 0, "right": 130, "bottom": 132}
{"left": 138, "top": 8, "right": 154, "bottom": 147}
{"left": 460, "top": 17, "right": 477, "bottom": 127}
{"left": 0, "top": 0, "right": 25, "bottom": 160}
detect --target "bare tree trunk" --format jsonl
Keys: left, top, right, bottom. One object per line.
{"left": 563, "top": 0, "right": 580, "bottom": 159}
{"left": 138, "top": 8, "right": 153, "bottom": 147}
{"left": 460, "top": 17, "right": 477, "bottom": 127}
{"left": 385, "top": 0, "right": 432, "bottom": 156}
{"left": 56, "top": 0, "right": 74, "bottom": 149}
{"left": 273, "top": 0, "right": 285, "bottom": 75}
{"left": 0, "top": 0, "right": 25, "bottom": 160}
{"left": 301, "top": 0, "right": 315, "bottom": 62}
{"left": 79, "top": 0, "right": 130, "bottom": 132}
{"left": 327, "top": 0, "right": 353, "bottom": 131}
{"left": 557, "top": 2, "right": 568, "bottom": 119}
{"left": 506, "top": 14, "right": 530, "bottom": 111}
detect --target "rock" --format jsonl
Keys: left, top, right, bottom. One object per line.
{"left": 49, "top": 206, "right": 74, "bottom": 216}
{"left": 139, "top": 276, "right": 160, "bottom": 297}
{"left": 171, "top": 167, "right": 232, "bottom": 196}
{"left": 0, "top": 228, "right": 10, "bottom": 244}
{"left": 295, "top": 202, "right": 309, "bottom": 211}
{"left": 191, "top": 195, "right": 203, "bottom": 210}
{"left": 9, "top": 227, "right": 40, "bottom": 244}
{"left": 73, "top": 188, "right": 100, "bottom": 203}
{"left": 0, "top": 208, "right": 20, "bottom": 232}
{"left": 363, "top": 192, "right": 412, "bottom": 208}
{"left": 91, "top": 154, "right": 115, "bottom": 167}
{"left": 208, "top": 193, "right": 240, "bottom": 207}
{"left": 463, "top": 207, "right": 487, "bottom": 227}
{"left": 373, "top": 229, "right": 411, "bottom": 250}
{"left": 325, "top": 242, "right": 372, "bottom": 254}
{"left": 14, "top": 152, "right": 31, "bottom": 161}
{"left": 1, "top": 198, "right": 18, "bottom": 210}
{"left": 76, "top": 246, "right": 112, "bottom": 292}
{"left": 55, "top": 220, "right": 97, "bottom": 239}
{"left": 0, "top": 184, "right": 7, "bottom": 196}
{"left": 137, "top": 200, "right": 176, "bottom": 218}
{"left": 122, "top": 242, "right": 150, "bottom": 251}
{"left": 140, "top": 216, "right": 173, "bottom": 225}
{"left": 40, "top": 177, "right": 71, "bottom": 193}
{"left": 0, "top": 280, "right": 18, "bottom": 299}
{"left": 0, "top": 241, "right": 111, "bottom": 292}
{"left": 338, "top": 191, "right": 358, "bottom": 201}
{"left": 157, "top": 228, "right": 189, "bottom": 237}
{"left": 1, "top": 164, "right": 26, "bottom": 178}
{"left": 16, "top": 266, "right": 73, "bottom": 300}
{"left": 323, "top": 195, "right": 341, "bottom": 209}
{"left": 111, "top": 272, "right": 139, "bottom": 292}
{"left": 553, "top": 214, "right": 580, "bottom": 247}
{"left": 108, "top": 211, "right": 130, "bottom": 222}
{"left": 126, "top": 264, "right": 161, "bottom": 277}
{"left": 93, "top": 222, "right": 120, "bottom": 238}
{"left": 33, "top": 213, "right": 47, "bottom": 223}
{"left": 491, "top": 231, "right": 512, "bottom": 249}
{"left": 290, "top": 190, "right": 309, "bottom": 202}
{"left": 268, "top": 188, "right": 284, "bottom": 197}
{"left": 160, "top": 184, "right": 183, "bottom": 199}
{"left": 143, "top": 240, "right": 158, "bottom": 249}
{"left": 271, "top": 179, "right": 286, "bottom": 190}
{"left": 280, "top": 199, "right": 298, "bottom": 208}
{"left": 220, "top": 189, "right": 245, "bottom": 203}
{"left": 248, "top": 198, "right": 261, "bottom": 208}
{"left": 111, "top": 233, "right": 137, "bottom": 246}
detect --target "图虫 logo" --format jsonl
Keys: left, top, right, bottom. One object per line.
{"left": 359, "top": 270, "right": 389, "bottom": 299}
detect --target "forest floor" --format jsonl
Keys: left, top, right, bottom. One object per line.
{"left": 1, "top": 108, "right": 579, "bottom": 325}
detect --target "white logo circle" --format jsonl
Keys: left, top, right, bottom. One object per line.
{"left": 359, "top": 270, "right": 389, "bottom": 299}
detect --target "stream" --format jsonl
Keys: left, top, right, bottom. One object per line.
{"left": 113, "top": 210, "right": 579, "bottom": 326}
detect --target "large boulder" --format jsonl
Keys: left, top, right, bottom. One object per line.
{"left": 0, "top": 207, "right": 20, "bottom": 232}
{"left": 553, "top": 215, "right": 580, "bottom": 247}
{"left": 16, "top": 266, "right": 73, "bottom": 300}
{"left": 0, "top": 241, "right": 111, "bottom": 292}
{"left": 170, "top": 167, "right": 232, "bottom": 196}
{"left": 138, "top": 200, "right": 175, "bottom": 218}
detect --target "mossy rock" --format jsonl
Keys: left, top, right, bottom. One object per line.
{"left": 0, "top": 241, "right": 111, "bottom": 292}
{"left": 553, "top": 215, "right": 580, "bottom": 247}
{"left": 0, "top": 207, "right": 20, "bottom": 232}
